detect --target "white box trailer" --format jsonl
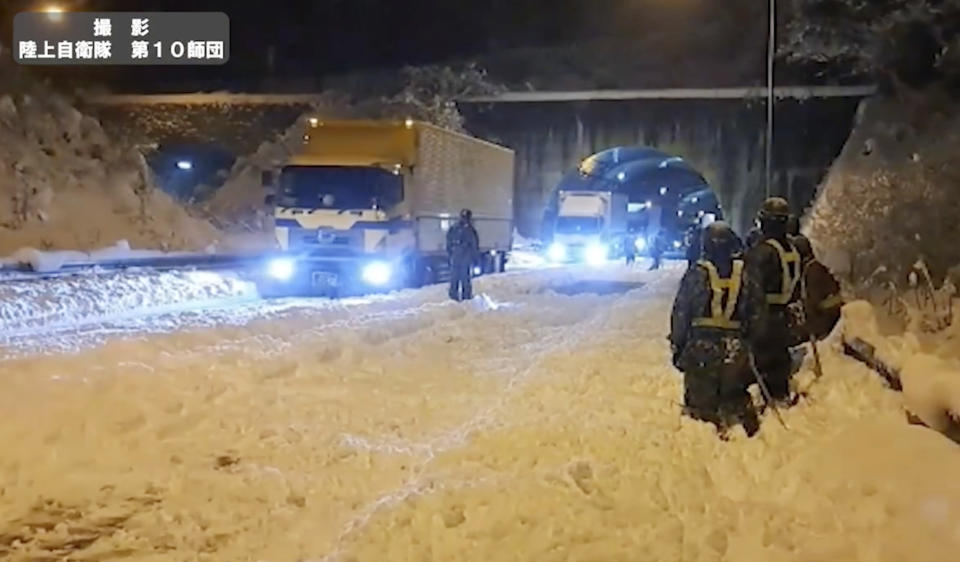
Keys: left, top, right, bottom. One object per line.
{"left": 548, "top": 190, "right": 629, "bottom": 264}
{"left": 409, "top": 123, "right": 515, "bottom": 257}
{"left": 264, "top": 119, "right": 515, "bottom": 295}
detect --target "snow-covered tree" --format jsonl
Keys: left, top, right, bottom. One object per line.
{"left": 375, "top": 63, "right": 504, "bottom": 132}
{"left": 785, "top": 0, "right": 960, "bottom": 88}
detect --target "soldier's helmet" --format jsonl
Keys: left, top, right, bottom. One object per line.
{"left": 460, "top": 208, "right": 472, "bottom": 221}
{"left": 758, "top": 197, "right": 790, "bottom": 236}
{"left": 758, "top": 197, "right": 790, "bottom": 221}
{"left": 702, "top": 221, "right": 738, "bottom": 260}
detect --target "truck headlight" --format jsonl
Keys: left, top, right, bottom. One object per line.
{"left": 548, "top": 243, "right": 567, "bottom": 262}
{"left": 267, "top": 257, "right": 295, "bottom": 281}
{"left": 362, "top": 261, "right": 392, "bottom": 286}
{"left": 635, "top": 237, "right": 647, "bottom": 251}
{"left": 585, "top": 242, "right": 608, "bottom": 266}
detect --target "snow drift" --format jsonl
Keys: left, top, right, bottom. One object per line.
{"left": 0, "top": 58, "right": 219, "bottom": 255}
{"left": 841, "top": 299, "right": 960, "bottom": 442}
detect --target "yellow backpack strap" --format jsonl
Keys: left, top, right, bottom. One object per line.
{"left": 726, "top": 260, "right": 744, "bottom": 320}
{"left": 765, "top": 239, "right": 801, "bottom": 304}
{"left": 692, "top": 259, "right": 743, "bottom": 330}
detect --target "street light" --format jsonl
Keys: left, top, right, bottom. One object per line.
{"left": 766, "top": 0, "right": 776, "bottom": 198}
{"left": 42, "top": 5, "right": 65, "bottom": 21}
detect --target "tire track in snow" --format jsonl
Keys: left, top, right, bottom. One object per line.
{"left": 317, "top": 279, "right": 671, "bottom": 562}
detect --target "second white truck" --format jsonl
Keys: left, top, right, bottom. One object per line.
{"left": 547, "top": 190, "right": 628, "bottom": 265}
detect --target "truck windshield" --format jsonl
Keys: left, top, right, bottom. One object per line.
{"left": 556, "top": 216, "right": 602, "bottom": 234}
{"left": 278, "top": 166, "right": 403, "bottom": 209}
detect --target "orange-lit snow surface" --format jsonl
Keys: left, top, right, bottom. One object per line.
{"left": 1, "top": 262, "right": 958, "bottom": 561}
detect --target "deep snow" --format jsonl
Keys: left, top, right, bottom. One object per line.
{"left": 0, "top": 261, "right": 958, "bottom": 561}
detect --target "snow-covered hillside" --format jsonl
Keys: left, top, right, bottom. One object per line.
{"left": 808, "top": 93, "right": 960, "bottom": 282}
{"left": 0, "top": 61, "right": 219, "bottom": 256}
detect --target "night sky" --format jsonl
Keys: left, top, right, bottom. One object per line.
{"left": 2, "top": 0, "right": 764, "bottom": 92}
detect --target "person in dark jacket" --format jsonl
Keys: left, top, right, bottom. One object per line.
{"left": 793, "top": 236, "right": 844, "bottom": 341}
{"left": 670, "top": 221, "right": 764, "bottom": 438}
{"left": 446, "top": 209, "right": 479, "bottom": 301}
{"left": 744, "top": 197, "right": 803, "bottom": 404}
{"left": 624, "top": 233, "right": 637, "bottom": 266}
{"left": 650, "top": 229, "right": 668, "bottom": 270}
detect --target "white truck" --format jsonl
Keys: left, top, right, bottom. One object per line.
{"left": 262, "top": 119, "right": 515, "bottom": 296}
{"left": 547, "top": 190, "right": 628, "bottom": 265}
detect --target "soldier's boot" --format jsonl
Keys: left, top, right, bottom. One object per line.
{"left": 740, "top": 405, "right": 761, "bottom": 437}
{"left": 718, "top": 394, "right": 760, "bottom": 438}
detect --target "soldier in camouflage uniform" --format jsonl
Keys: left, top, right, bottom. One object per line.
{"left": 446, "top": 209, "right": 480, "bottom": 301}
{"left": 793, "top": 236, "right": 844, "bottom": 341}
{"left": 744, "top": 197, "right": 803, "bottom": 404}
{"left": 670, "top": 221, "right": 764, "bottom": 437}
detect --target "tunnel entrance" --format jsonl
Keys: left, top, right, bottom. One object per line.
{"left": 542, "top": 146, "right": 722, "bottom": 249}
{"left": 459, "top": 89, "right": 870, "bottom": 238}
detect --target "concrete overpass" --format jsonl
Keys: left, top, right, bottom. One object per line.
{"left": 84, "top": 85, "right": 875, "bottom": 236}
{"left": 458, "top": 86, "right": 875, "bottom": 236}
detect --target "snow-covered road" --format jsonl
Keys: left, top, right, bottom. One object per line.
{"left": 1, "top": 262, "right": 959, "bottom": 561}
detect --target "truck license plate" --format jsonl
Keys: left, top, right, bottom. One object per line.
{"left": 311, "top": 272, "right": 339, "bottom": 287}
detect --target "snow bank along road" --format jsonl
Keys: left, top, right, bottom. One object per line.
{"left": 1, "top": 263, "right": 960, "bottom": 561}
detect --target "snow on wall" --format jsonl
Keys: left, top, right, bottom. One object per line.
{"left": 0, "top": 61, "right": 220, "bottom": 255}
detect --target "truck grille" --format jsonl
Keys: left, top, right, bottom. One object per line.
{"left": 291, "top": 228, "right": 353, "bottom": 248}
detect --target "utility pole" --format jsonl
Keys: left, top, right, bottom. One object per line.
{"left": 765, "top": 0, "right": 776, "bottom": 198}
